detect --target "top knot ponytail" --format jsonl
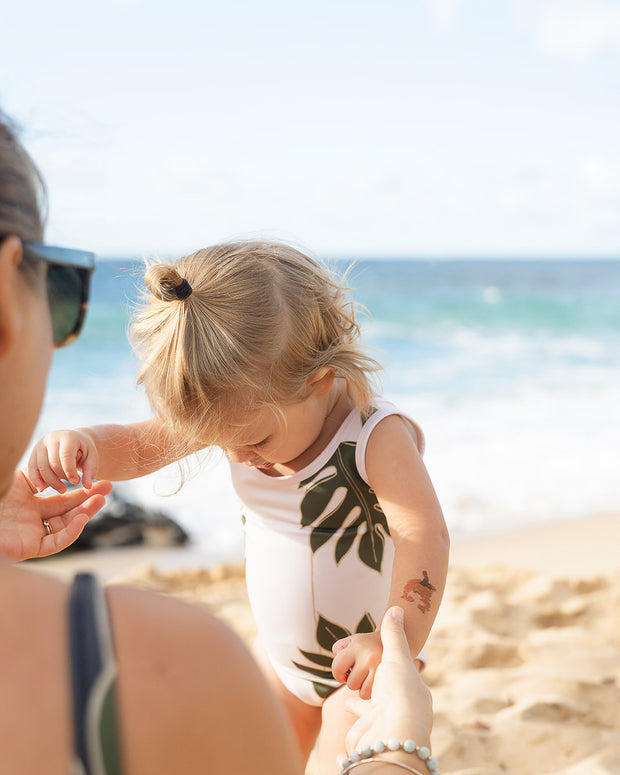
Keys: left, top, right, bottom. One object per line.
{"left": 132, "top": 240, "right": 382, "bottom": 449}
{"left": 144, "top": 263, "right": 193, "bottom": 302}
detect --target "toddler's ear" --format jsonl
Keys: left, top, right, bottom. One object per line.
{"left": 307, "top": 366, "right": 335, "bottom": 396}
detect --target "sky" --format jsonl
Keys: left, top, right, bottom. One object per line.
{"left": 1, "top": 0, "right": 619, "bottom": 258}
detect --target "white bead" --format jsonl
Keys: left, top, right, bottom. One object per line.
{"left": 387, "top": 738, "right": 401, "bottom": 751}
{"left": 373, "top": 741, "right": 386, "bottom": 753}
{"left": 361, "top": 746, "right": 373, "bottom": 758}
{"left": 349, "top": 751, "right": 362, "bottom": 763}
{"left": 403, "top": 739, "right": 416, "bottom": 753}
{"left": 418, "top": 746, "right": 431, "bottom": 760}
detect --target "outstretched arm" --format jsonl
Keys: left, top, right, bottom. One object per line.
{"left": 332, "top": 415, "right": 449, "bottom": 698}
{"left": 77, "top": 419, "right": 192, "bottom": 482}
{"left": 371, "top": 415, "right": 449, "bottom": 655}
{"left": 0, "top": 469, "right": 113, "bottom": 561}
{"left": 28, "top": 418, "right": 195, "bottom": 492}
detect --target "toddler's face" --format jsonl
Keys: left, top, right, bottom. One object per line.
{"left": 222, "top": 392, "right": 328, "bottom": 473}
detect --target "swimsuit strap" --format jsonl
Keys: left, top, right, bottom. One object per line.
{"left": 69, "top": 573, "right": 125, "bottom": 775}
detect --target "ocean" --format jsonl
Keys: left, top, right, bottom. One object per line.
{"left": 30, "top": 257, "right": 620, "bottom": 566}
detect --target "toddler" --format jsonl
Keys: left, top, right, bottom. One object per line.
{"left": 29, "top": 241, "right": 449, "bottom": 770}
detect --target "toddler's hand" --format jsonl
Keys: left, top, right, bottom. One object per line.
{"left": 28, "top": 430, "right": 99, "bottom": 493}
{"left": 332, "top": 629, "right": 383, "bottom": 700}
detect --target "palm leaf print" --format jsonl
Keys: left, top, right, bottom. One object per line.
{"left": 291, "top": 612, "right": 377, "bottom": 699}
{"left": 298, "top": 441, "right": 390, "bottom": 571}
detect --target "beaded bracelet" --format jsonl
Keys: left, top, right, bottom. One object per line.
{"left": 340, "top": 759, "right": 426, "bottom": 775}
{"left": 339, "top": 739, "right": 440, "bottom": 775}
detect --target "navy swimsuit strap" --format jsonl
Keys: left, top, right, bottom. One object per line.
{"left": 69, "top": 573, "right": 124, "bottom": 775}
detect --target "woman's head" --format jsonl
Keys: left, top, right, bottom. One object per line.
{"left": 0, "top": 111, "right": 95, "bottom": 497}
{"left": 131, "top": 240, "right": 381, "bottom": 447}
{"left": 0, "top": 113, "right": 50, "bottom": 495}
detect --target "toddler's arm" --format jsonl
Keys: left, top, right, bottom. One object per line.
{"left": 370, "top": 414, "right": 449, "bottom": 653}
{"left": 28, "top": 419, "right": 191, "bottom": 492}
{"left": 332, "top": 414, "right": 449, "bottom": 697}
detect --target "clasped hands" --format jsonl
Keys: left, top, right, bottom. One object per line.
{"left": 333, "top": 607, "right": 433, "bottom": 757}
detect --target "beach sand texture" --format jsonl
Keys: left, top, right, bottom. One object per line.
{"left": 35, "top": 513, "right": 620, "bottom": 775}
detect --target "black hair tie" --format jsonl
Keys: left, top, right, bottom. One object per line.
{"left": 172, "top": 277, "right": 193, "bottom": 300}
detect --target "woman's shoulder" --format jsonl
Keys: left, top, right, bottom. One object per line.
{"left": 108, "top": 583, "right": 302, "bottom": 775}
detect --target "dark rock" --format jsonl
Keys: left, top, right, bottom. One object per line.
{"left": 67, "top": 488, "right": 190, "bottom": 551}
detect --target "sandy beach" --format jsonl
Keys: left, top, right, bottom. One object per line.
{"left": 32, "top": 512, "right": 620, "bottom": 774}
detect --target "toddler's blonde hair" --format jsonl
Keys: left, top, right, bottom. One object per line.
{"left": 131, "top": 240, "right": 381, "bottom": 448}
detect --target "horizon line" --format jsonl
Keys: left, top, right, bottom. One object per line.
{"left": 95, "top": 252, "right": 620, "bottom": 262}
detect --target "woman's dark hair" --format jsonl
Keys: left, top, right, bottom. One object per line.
{"left": 0, "top": 110, "right": 47, "bottom": 274}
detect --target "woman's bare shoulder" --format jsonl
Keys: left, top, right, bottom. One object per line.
{"left": 108, "top": 584, "right": 302, "bottom": 775}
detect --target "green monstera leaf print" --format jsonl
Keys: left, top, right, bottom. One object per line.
{"left": 298, "top": 441, "right": 390, "bottom": 572}
{"left": 292, "top": 612, "right": 376, "bottom": 699}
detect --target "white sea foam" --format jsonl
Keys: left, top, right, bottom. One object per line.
{"left": 36, "top": 373, "right": 619, "bottom": 559}
{"left": 395, "top": 380, "right": 620, "bottom": 537}
{"left": 28, "top": 338, "right": 620, "bottom": 560}
{"left": 24, "top": 258, "right": 620, "bottom": 563}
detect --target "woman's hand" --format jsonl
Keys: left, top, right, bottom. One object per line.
{"left": 0, "top": 469, "right": 112, "bottom": 561}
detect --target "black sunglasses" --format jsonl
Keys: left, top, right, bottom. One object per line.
{"left": 24, "top": 242, "right": 95, "bottom": 348}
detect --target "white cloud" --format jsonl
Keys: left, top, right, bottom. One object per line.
{"left": 429, "top": 0, "right": 465, "bottom": 28}
{"left": 580, "top": 155, "right": 619, "bottom": 194}
{"left": 536, "top": 0, "right": 620, "bottom": 59}
{"left": 494, "top": 154, "right": 620, "bottom": 250}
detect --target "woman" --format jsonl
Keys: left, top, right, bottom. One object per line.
{"left": 0, "top": 110, "right": 436, "bottom": 775}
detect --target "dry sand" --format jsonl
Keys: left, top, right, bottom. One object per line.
{"left": 34, "top": 512, "right": 620, "bottom": 774}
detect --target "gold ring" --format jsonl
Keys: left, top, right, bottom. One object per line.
{"left": 43, "top": 520, "right": 53, "bottom": 536}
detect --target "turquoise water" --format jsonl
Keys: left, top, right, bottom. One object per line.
{"left": 34, "top": 257, "right": 620, "bottom": 557}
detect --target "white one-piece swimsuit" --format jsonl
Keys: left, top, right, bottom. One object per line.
{"left": 230, "top": 400, "right": 426, "bottom": 706}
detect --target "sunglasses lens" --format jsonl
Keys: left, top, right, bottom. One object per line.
{"left": 47, "top": 265, "right": 85, "bottom": 346}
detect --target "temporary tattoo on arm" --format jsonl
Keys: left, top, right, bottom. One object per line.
{"left": 401, "top": 571, "right": 437, "bottom": 613}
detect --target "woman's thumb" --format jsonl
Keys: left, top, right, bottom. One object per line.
{"left": 380, "top": 606, "right": 410, "bottom": 660}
